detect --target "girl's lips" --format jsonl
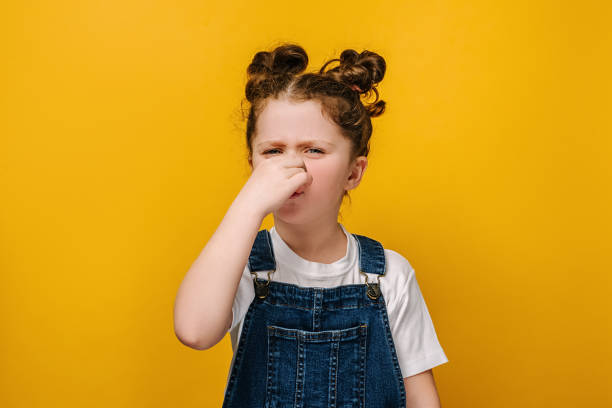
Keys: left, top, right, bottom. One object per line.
{"left": 290, "top": 192, "right": 304, "bottom": 199}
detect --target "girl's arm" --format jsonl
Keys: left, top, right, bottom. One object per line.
{"left": 173, "top": 194, "right": 265, "bottom": 350}
{"left": 404, "top": 369, "right": 442, "bottom": 408}
{"left": 173, "top": 155, "right": 311, "bottom": 350}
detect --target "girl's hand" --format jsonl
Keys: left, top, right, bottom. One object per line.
{"left": 237, "top": 156, "right": 313, "bottom": 218}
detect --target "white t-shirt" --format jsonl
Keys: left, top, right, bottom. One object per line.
{"left": 226, "top": 223, "right": 448, "bottom": 386}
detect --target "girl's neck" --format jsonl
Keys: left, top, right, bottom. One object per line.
{"left": 273, "top": 219, "right": 347, "bottom": 264}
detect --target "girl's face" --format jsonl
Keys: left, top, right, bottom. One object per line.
{"left": 249, "top": 97, "right": 367, "bottom": 225}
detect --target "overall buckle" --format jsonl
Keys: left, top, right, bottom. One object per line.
{"left": 360, "top": 270, "right": 382, "bottom": 300}
{"left": 251, "top": 270, "right": 273, "bottom": 299}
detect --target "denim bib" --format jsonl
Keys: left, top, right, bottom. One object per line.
{"left": 222, "top": 229, "right": 406, "bottom": 407}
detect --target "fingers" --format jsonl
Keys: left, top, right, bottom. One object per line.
{"left": 269, "top": 155, "right": 307, "bottom": 170}
{"left": 285, "top": 166, "right": 307, "bottom": 178}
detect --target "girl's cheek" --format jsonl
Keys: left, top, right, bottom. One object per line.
{"left": 304, "top": 163, "right": 319, "bottom": 178}
{"left": 307, "top": 165, "right": 334, "bottom": 185}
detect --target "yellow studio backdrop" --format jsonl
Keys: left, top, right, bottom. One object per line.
{"left": 1, "top": 0, "right": 610, "bottom": 407}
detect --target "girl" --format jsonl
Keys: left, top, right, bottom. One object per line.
{"left": 174, "top": 43, "right": 448, "bottom": 407}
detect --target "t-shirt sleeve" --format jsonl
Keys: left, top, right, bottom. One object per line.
{"left": 229, "top": 264, "right": 255, "bottom": 334}
{"left": 388, "top": 261, "right": 449, "bottom": 378}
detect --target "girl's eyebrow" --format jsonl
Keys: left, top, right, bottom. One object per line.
{"left": 256, "top": 139, "right": 334, "bottom": 148}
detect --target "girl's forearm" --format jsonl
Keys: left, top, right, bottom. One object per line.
{"left": 173, "top": 194, "right": 264, "bottom": 350}
{"left": 404, "top": 370, "right": 442, "bottom": 408}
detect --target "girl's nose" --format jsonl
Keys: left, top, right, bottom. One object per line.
{"left": 288, "top": 151, "right": 305, "bottom": 164}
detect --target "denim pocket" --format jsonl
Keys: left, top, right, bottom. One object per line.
{"left": 265, "top": 323, "right": 367, "bottom": 408}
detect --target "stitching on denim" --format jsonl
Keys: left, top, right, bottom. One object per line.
{"left": 361, "top": 323, "right": 367, "bottom": 408}
{"left": 265, "top": 325, "right": 272, "bottom": 407}
{"left": 353, "top": 233, "right": 364, "bottom": 274}
{"left": 268, "top": 325, "right": 365, "bottom": 342}
{"left": 264, "top": 229, "right": 276, "bottom": 274}
{"left": 223, "top": 302, "right": 256, "bottom": 407}
{"left": 262, "top": 301, "right": 373, "bottom": 311}
{"left": 377, "top": 300, "right": 407, "bottom": 405}
{"left": 295, "top": 334, "right": 303, "bottom": 407}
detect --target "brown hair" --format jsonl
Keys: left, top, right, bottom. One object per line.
{"left": 242, "top": 42, "right": 386, "bottom": 203}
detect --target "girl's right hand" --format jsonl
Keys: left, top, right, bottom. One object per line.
{"left": 237, "top": 156, "right": 313, "bottom": 218}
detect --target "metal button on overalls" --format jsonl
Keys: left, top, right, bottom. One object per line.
{"left": 222, "top": 229, "right": 406, "bottom": 408}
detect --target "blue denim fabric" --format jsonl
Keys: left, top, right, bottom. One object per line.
{"left": 222, "top": 229, "right": 406, "bottom": 408}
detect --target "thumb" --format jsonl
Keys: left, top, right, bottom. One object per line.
{"left": 295, "top": 172, "right": 313, "bottom": 194}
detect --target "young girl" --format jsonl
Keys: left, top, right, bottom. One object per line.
{"left": 174, "top": 43, "right": 448, "bottom": 407}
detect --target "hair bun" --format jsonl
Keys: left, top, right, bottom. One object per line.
{"left": 321, "top": 49, "right": 385, "bottom": 94}
{"left": 249, "top": 45, "right": 308, "bottom": 76}
{"left": 245, "top": 44, "right": 308, "bottom": 102}
{"left": 320, "top": 49, "right": 386, "bottom": 116}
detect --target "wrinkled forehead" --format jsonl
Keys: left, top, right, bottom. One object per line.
{"left": 254, "top": 98, "right": 341, "bottom": 145}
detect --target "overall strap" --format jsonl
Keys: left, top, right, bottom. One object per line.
{"left": 247, "top": 229, "right": 276, "bottom": 299}
{"left": 247, "top": 229, "right": 276, "bottom": 273}
{"left": 351, "top": 234, "right": 386, "bottom": 276}
{"left": 352, "top": 233, "right": 386, "bottom": 300}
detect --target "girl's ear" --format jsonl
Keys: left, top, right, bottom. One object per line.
{"left": 345, "top": 156, "right": 368, "bottom": 191}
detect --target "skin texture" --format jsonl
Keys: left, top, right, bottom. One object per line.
{"left": 404, "top": 370, "right": 442, "bottom": 408}
{"left": 249, "top": 97, "right": 443, "bottom": 408}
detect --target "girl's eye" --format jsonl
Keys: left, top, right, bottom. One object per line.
{"left": 308, "top": 148, "right": 324, "bottom": 154}
{"left": 263, "top": 148, "right": 324, "bottom": 155}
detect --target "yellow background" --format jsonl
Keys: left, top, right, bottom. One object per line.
{"left": 1, "top": 1, "right": 610, "bottom": 406}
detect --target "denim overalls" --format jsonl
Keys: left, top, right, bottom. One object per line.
{"left": 222, "top": 228, "right": 406, "bottom": 408}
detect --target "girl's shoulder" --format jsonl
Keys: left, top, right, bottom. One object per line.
{"left": 378, "top": 247, "right": 418, "bottom": 294}
{"left": 349, "top": 231, "right": 416, "bottom": 287}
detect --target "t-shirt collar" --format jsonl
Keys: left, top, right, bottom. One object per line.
{"left": 269, "top": 223, "right": 356, "bottom": 278}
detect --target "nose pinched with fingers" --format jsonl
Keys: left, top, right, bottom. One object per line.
{"left": 294, "top": 165, "right": 311, "bottom": 194}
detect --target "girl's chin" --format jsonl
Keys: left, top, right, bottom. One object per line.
{"left": 275, "top": 204, "right": 308, "bottom": 220}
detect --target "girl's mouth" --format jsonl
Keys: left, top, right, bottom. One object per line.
{"left": 290, "top": 192, "right": 304, "bottom": 199}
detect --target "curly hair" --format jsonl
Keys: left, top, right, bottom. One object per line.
{"left": 241, "top": 42, "right": 386, "bottom": 204}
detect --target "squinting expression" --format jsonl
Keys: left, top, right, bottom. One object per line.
{"left": 250, "top": 97, "right": 356, "bottom": 220}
